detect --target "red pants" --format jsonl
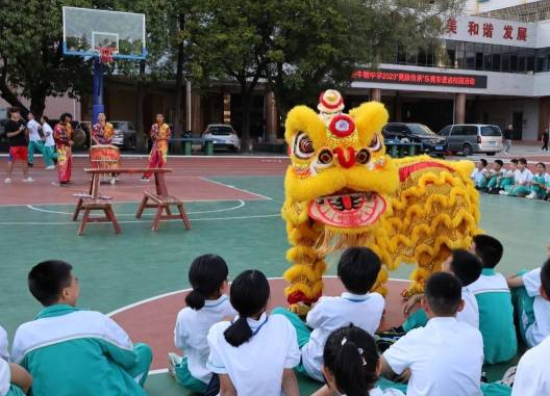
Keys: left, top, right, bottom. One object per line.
{"left": 8, "top": 146, "right": 28, "bottom": 162}
{"left": 143, "top": 147, "right": 166, "bottom": 179}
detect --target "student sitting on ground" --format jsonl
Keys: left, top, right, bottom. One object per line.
{"left": 273, "top": 247, "right": 385, "bottom": 382}
{"left": 486, "top": 160, "right": 505, "bottom": 193}
{"left": 311, "top": 325, "right": 405, "bottom": 396}
{"left": 526, "top": 162, "right": 550, "bottom": 200}
{"left": 511, "top": 258, "right": 550, "bottom": 396}
{"left": 489, "top": 159, "right": 519, "bottom": 194}
{"left": 507, "top": 244, "right": 550, "bottom": 348}
{"left": 468, "top": 234, "right": 517, "bottom": 364}
{"left": 400, "top": 249, "right": 482, "bottom": 332}
{"left": 169, "top": 254, "right": 236, "bottom": 394}
{"left": 206, "top": 270, "right": 300, "bottom": 396}
{"left": 500, "top": 158, "right": 533, "bottom": 197}
{"left": 11, "top": 260, "right": 153, "bottom": 396}
{"left": 0, "top": 357, "right": 32, "bottom": 396}
{"left": 381, "top": 272, "right": 511, "bottom": 396}
{"left": 471, "top": 159, "right": 490, "bottom": 189}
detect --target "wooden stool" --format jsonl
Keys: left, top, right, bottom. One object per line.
{"left": 136, "top": 191, "right": 192, "bottom": 231}
{"left": 73, "top": 196, "right": 122, "bottom": 236}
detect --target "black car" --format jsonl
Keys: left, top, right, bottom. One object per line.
{"left": 382, "top": 122, "right": 447, "bottom": 156}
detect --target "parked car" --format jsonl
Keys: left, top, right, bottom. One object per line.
{"left": 438, "top": 124, "right": 503, "bottom": 156}
{"left": 201, "top": 124, "right": 241, "bottom": 152}
{"left": 382, "top": 122, "right": 448, "bottom": 156}
{"left": 110, "top": 121, "right": 137, "bottom": 150}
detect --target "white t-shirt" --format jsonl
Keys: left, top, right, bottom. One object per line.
{"left": 515, "top": 169, "right": 533, "bottom": 185}
{"left": 302, "top": 292, "right": 385, "bottom": 381}
{"left": 457, "top": 287, "right": 479, "bottom": 329}
{"left": 207, "top": 313, "right": 300, "bottom": 396}
{"left": 0, "top": 326, "right": 8, "bottom": 362}
{"left": 0, "top": 358, "right": 10, "bottom": 396}
{"left": 27, "top": 119, "right": 42, "bottom": 142}
{"left": 174, "top": 295, "right": 236, "bottom": 384}
{"left": 471, "top": 169, "right": 486, "bottom": 186}
{"left": 383, "top": 317, "right": 484, "bottom": 396}
{"left": 42, "top": 123, "right": 54, "bottom": 147}
{"left": 512, "top": 335, "right": 550, "bottom": 396}
{"left": 522, "top": 268, "right": 550, "bottom": 347}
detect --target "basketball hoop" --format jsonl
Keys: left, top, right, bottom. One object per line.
{"left": 97, "top": 47, "right": 114, "bottom": 64}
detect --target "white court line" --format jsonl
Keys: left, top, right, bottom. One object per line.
{"left": 26, "top": 200, "right": 246, "bottom": 217}
{"left": 0, "top": 213, "right": 281, "bottom": 226}
{"left": 199, "top": 176, "right": 272, "bottom": 201}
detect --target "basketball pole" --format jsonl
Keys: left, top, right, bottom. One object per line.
{"left": 92, "top": 57, "right": 105, "bottom": 125}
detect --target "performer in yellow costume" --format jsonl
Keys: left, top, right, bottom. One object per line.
{"left": 282, "top": 90, "right": 480, "bottom": 313}
{"left": 142, "top": 113, "right": 171, "bottom": 181}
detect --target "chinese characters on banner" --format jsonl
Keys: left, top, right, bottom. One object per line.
{"left": 351, "top": 69, "right": 488, "bottom": 89}
{"left": 447, "top": 17, "right": 528, "bottom": 42}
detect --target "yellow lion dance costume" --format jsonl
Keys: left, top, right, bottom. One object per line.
{"left": 282, "top": 90, "right": 480, "bottom": 313}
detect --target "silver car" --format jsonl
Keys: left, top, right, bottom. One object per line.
{"left": 438, "top": 124, "right": 503, "bottom": 156}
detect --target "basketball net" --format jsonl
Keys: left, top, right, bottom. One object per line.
{"left": 97, "top": 47, "right": 114, "bottom": 64}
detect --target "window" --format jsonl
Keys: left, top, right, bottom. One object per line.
{"left": 464, "top": 126, "right": 478, "bottom": 136}
{"left": 481, "top": 126, "right": 502, "bottom": 136}
{"left": 439, "top": 126, "right": 452, "bottom": 136}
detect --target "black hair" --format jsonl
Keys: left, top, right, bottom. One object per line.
{"left": 473, "top": 235, "right": 503, "bottom": 269}
{"left": 28, "top": 260, "right": 73, "bottom": 306}
{"left": 224, "top": 270, "right": 270, "bottom": 347}
{"left": 511, "top": 159, "right": 519, "bottom": 164}
{"left": 185, "top": 254, "right": 229, "bottom": 310}
{"left": 448, "top": 249, "right": 482, "bottom": 287}
{"left": 60, "top": 113, "right": 73, "bottom": 122}
{"left": 337, "top": 247, "right": 381, "bottom": 294}
{"left": 518, "top": 158, "right": 527, "bottom": 165}
{"left": 41, "top": 115, "right": 49, "bottom": 123}
{"left": 480, "top": 159, "right": 487, "bottom": 166}
{"left": 425, "top": 272, "right": 462, "bottom": 316}
{"left": 323, "top": 325, "right": 379, "bottom": 396}
{"left": 494, "top": 160, "right": 503, "bottom": 167}
{"left": 8, "top": 107, "right": 20, "bottom": 117}
{"left": 541, "top": 258, "right": 550, "bottom": 299}
{"left": 536, "top": 162, "right": 546, "bottom": 170}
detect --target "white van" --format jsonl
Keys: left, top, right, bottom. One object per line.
{"left": 438, "top": 124, "right": 503, "bottom": 156}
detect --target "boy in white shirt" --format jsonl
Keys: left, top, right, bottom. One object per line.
{"left": 500, "top": 158, "right": 533, "bottom": 196}
{"left": 486, "top": 160, "right": 505, "bottom": 194}
{"left": 471, "top": 159, "right": 490, "bottom": 189}
{"left": 399, "top": 249, "right": 482, "bottom": 333}
{"left": 26, "top": 112, "right": 47, "bottom": 168}
{"left": 39, "top": 116, "right": 56, "bottom": 170}
{"left": 169, "top": 254, "right": 236, "bottom": 393}
{"left": 507, "top": 244, "right": 550, "bottom": 347}
{"left": 381, "top": 272, "right": 485, "bottom": 396}
{"left": 511, "top": 258, "right": 550, "bottom": 396}
{"left": 273, "top": 247, "right": 385, "bottom": 382}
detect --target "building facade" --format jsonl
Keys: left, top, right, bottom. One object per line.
{"left": 351, "top": 0, "right": 550, "bottom": 140}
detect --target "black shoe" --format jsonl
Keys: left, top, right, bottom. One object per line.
{"left": 28, "top": 162, "right": 34, "bottom": 168}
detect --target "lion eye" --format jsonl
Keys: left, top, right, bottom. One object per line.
{"left": 318, "top": 149, "right": 333, "bottom": 165}
{"left": 369, "top": 134, "right": 382, "bottom": 152}
{"left": 294, "top": 132, "right": 315, "bottom": 159}
{"left": 356, "top": 149, "right": 370, "bottom": 164}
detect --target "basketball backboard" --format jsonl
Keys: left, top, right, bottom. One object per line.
{"left": 62, "top": 7, "right": 146, "bottom": 60}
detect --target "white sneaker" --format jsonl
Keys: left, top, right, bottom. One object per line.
{"left": 140, "top": 177, "right": 150, "bottom": 182}
{"left": 499, "top": 191, "right": 508, "bottom": 196}
{"left": 526, "top": 192, "right": 537, "bottom": 199}
{"left": 22, "top": 177, "right": 34, "bottom": 183}
{"left": 4, "top": 178, "right": 12, "bottom": 184}
{"left": 167, "top": 352, "right": 182, "bottom": 379}
{"left": 110, "top": 178, "right": 116, "bottom": 185}
{"left": 46, "top": 165, "right": 55, "bottom": 170}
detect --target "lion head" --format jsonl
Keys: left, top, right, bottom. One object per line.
{"left": 283, "top": 90, "right": 399, "bottom": 234}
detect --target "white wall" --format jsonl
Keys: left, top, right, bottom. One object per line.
{"left": 476, "top": 97, "right": 540, "bottom": 140}
{"left": 465, "top": 0, "right": 540, "bottom": 14}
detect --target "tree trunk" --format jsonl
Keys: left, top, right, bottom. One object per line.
{"left": 172, "top": 13, "right": 185, "bottom": 154}
{"left": 240, "top": 91, "right": 252, "bottom": 153}
{"left": 0, "top": 80, "right": 28, "bottom": 113}
{"left": 29, "top": 94, "right": 47, "bottom": 118}
{"left": 135, "top": 60, "right": 147, "bottom": 153}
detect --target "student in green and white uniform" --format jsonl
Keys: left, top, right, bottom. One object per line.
{"left": 11, "top": 260, "right": 152, "bottom": 396}
{"left": 471, "top": 159, "right": 490, "bottom": 189}
{"left": 526, "top": 162, "right": 550, "bottom": 199}
{"left": 486, "top": 160, "right": 505, "bottom": 192}
{"left": 469, "top": 235, "right": 517, "bottom": 364}
{"left": 501, "top": 158, "right": 533, "bottom": 197}
{"left": 489, "top": 159, "right": 518, "bottom": 193}
{"left": 0, "top": 359, "right": 32, "bottom": 396}
{"left": 169, "top": 255, "right": 236, "bottom": 394}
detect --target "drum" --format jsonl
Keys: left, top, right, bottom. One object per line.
{"left": 90, "top": 145, "right": 121, "bottom": 170}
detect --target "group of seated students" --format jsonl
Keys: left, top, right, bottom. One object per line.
{"left": 1, "top": 238, "right": 549, "bottom": 396}
{"left": 471, "top": 158, "right": 550, "bottom": 200}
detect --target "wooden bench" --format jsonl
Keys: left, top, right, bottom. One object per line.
{"left": 73, "top": 196, "right": 121, "bottom": 236}
{"left": 136, "top": 191, "right": 192, "bottom": 231}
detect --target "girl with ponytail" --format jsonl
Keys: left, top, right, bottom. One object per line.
{"left": 312, "top": 325, "right": 405, "bottom": 396}
{"left": 170, "top": 254, "right": 236, "bottom": 394}
{"left": 206, "top": 270, "right": 301, "bottom": 396}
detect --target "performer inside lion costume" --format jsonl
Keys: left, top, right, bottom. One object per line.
{"left": 282, "top": 90, "right": 480, "bottom": 313}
